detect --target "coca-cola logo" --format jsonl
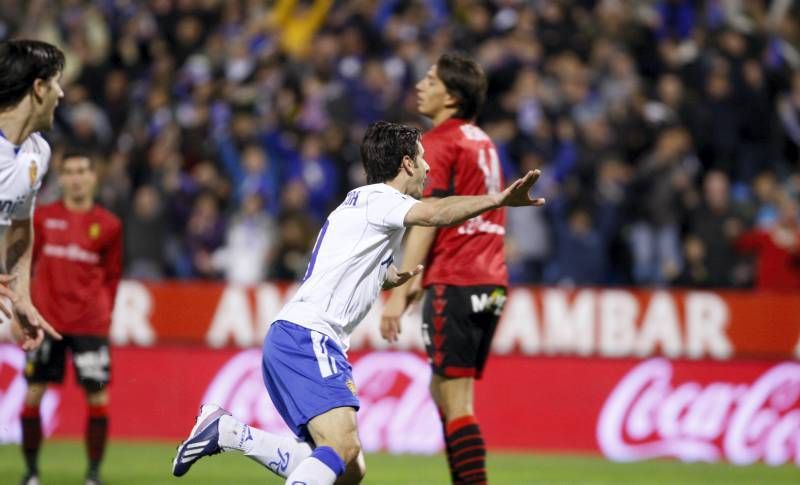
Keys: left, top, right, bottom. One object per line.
{"left": 597, "top": 358, "right": 800, "bottom": 466}
{"left": 0, "top": 344, "right": 60, "bottom": 443}
{"left": 202, "top": 350, "right": 443, "bottom": 453}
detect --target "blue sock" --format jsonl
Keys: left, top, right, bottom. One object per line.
{"left": 284, "top": 445, "right": 346, "bottom": 484}
{"left": 310, "top": 446, "right": 345, "bottom": 476}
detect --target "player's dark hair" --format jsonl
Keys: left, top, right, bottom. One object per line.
{"left": 0, "top": 39, "right": 65, "bottom": 111}
{"left": 60, "top": 150, "right": 96, "bottom": 171}
{"left": 436, "top": 53, "right": 487, "bottom": 120}
{"left": 361, "top": 121, "right": 421, "bottom": 184}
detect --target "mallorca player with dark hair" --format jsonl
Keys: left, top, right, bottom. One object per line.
{"left": 22, "top": 152, "right": 122, "bottom": 485}
{"left": 381, "top": 53, "right": 507, "bottom": 484}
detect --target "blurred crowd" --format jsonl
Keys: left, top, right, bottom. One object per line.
{"left": 3, "top": 0, "right": 800, "bottom": 289}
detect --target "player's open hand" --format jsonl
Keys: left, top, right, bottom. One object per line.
{"left": 0, "top": 274, "right": 18, "bottom": 319}
{"left": 382, "top": 264, "right": 424, "bottom": 291}
{"left": 498, "top": 169, "right": 546, "bottom": 208}
{"left": 13, "top": 299, "right": 62, "bottom": 351}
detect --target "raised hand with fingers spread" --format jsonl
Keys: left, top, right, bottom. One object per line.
{"left": 496, "top": 169, "right": 547, "bottom": 208}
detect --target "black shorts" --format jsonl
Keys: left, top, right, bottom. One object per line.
{"left": 422, "top": 285, "right": 506, "bottom": 380}
{"left": 25, "top": 334, "right": 111, "bottom": 393}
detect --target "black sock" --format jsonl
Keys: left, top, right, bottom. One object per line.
{"left": 86, "top": 406, "right": 108, "bottom": 474}
{"left": 21, "top": 405, "right": 42, "bottom": 475}
{"left": 445, "top": 415, "right": 487, "bottom": 484}
{"left": 438, "top": 409, "right": 459, "bottom": 483}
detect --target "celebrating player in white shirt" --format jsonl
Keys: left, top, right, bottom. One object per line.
{"left": 0, "top": 39, "right": 64, "bottom": 351}
{"left": 173, "top": 121, "right": 545, "bottom": 484}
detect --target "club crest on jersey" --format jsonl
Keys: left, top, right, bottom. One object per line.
{"left": 89, "top": 222, "right": 101, "bottom": 239}
{"left": 29, "top": 161, "right": 37, "bottom": 188}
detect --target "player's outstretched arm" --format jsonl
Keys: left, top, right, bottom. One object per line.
{"left": 403, "top": 169, "right": 546, "bottom": 227}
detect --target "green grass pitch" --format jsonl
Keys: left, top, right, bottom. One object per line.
{"left": 1, "top": 440, "right": 798, "bottom": 484}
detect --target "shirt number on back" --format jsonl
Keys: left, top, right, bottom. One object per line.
{"left": 303, "top": 220, "right": 329, "bottom": 281}
{"left": 477, "top": 147, "right": 501, "bottom": 194}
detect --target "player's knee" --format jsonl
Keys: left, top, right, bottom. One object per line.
{"left": 338, "top": 437, "right": 362, "bottom": 465}
{"left": 25, "top": 383, "right": 47, "bottom": 406}
{"left": 439, "top": 395, "right": 474, "bottom": 421}
{"left": 435, "top": 377, "right": 474, "bottom": 419}
{"left": 85, "top": 387, "right": 109, "bottom": 406}
{"left": 321, "top": 433, "right": 362, "bottom": 467}
{"left": 444, "top": 402, "right": 474, "bottom": 421}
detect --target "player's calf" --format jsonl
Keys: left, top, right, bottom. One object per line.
{"left": 290, "top": 407, "right": 364, "bottom": 485}
{"left": 336, "top": 450, "right": 367, "bottom": 485}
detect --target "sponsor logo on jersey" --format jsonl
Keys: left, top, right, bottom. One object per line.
{"left": 44, "top": 218, "right": 68, "bottom": 230}
{"left": 42, "top": 243, "right": 100, "bottom": 263}
{"left": 0, "top": 198, "right": 23, "bottom": 217}
{"left": 470, "top": 288, "right": 507, "bottom": 315}
{"left": 457, "top": 215, "right": 505, "bottom": 236}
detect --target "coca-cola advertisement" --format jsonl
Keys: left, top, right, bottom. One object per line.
{"left": 1, "top": 343, "right": 798, "bottom": 467}
{"left": 597, "top": 359, "right": 800, "bottom": 466}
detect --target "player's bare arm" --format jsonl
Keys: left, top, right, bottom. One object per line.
{"left": 5, "top": 218, "right": 62, "bottom": 349}
{"left": 0, "top": 274, "right": 19, "bottom": 318}
{"left": 383, "top": 170, "right": 545, "bottom": 343}
{"left": 404, "top": 169, "right": 545, "bottom": 227}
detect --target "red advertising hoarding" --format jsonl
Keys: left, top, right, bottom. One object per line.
{"left": 2, "top": 282, "right": 798, "bottom": 360}
{"left": 81, "top": 282, "right": 800, "bottom": 360}
{"left": 1, "top": 344, "right": 798, "bottom": 467}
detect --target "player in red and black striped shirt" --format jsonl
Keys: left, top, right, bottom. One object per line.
{"left": 21, "top": 153, "right": 122, "bottom": 485}
{"left": 381, "top": 54, "right": 537, "bottom": 484}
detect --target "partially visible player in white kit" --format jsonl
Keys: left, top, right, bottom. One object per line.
{"left": 173, "top": 121, "right": 545, "bottom": 484}
{"left": 0, "top": 39, "right": 64, "bottom": 351}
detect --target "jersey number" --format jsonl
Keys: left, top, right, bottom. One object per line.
{"left": 303, "top": 220, "right": 329, "bottom": 281}
{"left": 477, "top": 147, "right": 501, "bottom": 194}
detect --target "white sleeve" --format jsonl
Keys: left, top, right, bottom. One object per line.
{"left": 366, "top": 191, "right": 419, "bottom": 230}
